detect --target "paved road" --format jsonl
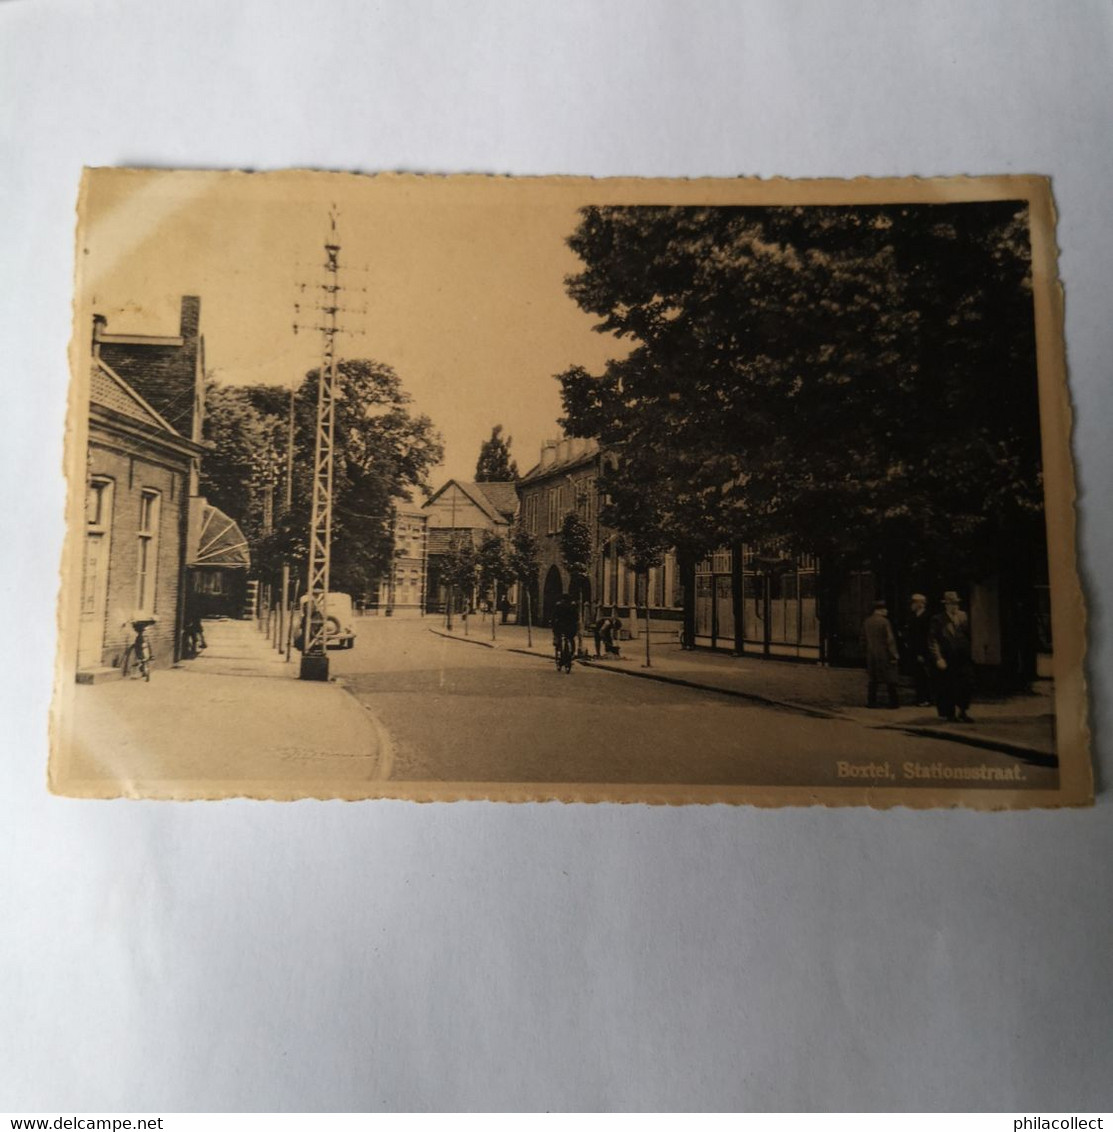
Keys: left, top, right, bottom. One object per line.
{"left": 332, "top": 618, "right": 1057, "bottom": 790}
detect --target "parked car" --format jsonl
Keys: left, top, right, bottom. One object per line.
{"left": 294, "top": 592, "right": 356, "bottom": 650}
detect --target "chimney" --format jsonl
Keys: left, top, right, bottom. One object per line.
{"left": 540, "top": 440, "right": 558, "bottom": 469}
{"left": 91, "top": 313, "right": 107, "bottom": 355}
{"left": 179, "top": 295, "right": 201, "bottom": 342}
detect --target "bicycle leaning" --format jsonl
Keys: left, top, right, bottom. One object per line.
{"left": 121, "top": 616, "right": 157, "bottom": 681}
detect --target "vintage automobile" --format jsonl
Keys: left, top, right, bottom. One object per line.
{"left": 294, "top": 592, "right": 357, "bottom": 651}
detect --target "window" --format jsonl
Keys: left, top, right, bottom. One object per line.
{"left": 82, "top": 477, "right": 114, "bottom": 616}
{"left": 136, "top": 490, "right": 161, "bottom": 613}
{"left": 193, "top": 571, "right": 226, "bottom": 596}
{"left": 86, "top": 478, "right": 112, "bottom": 528}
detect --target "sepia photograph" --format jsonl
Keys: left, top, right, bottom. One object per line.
{"left": 52, "top": 168, "right": 1090, "bottom": 807}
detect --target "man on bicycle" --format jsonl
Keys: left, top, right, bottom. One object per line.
{"left": 550, "top": 592, "right": 579, "bottom": 672}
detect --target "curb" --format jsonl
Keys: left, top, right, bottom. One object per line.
{"left": 432, "top": 627, "right": 836, "bottom": 720}
{"left": 579, "top": 657, "right": 839, "bottom": 720}
{"left": 877, "top": 723, "right": 1057, "bottom": 766}
{"left": 429, "top": 627, "right": 1054, "bottom": 763}
{"left": 428, "top": 627, "right": 499, "bottom": 650}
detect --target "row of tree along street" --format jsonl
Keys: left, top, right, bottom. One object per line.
{"left": 553, "top": 201, "right": 1049, "bottom": 686}
{"left": 202, "top": 200, "right": 1049, "bottom": 688}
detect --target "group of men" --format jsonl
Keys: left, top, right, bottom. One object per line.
{"left": 862, "top": 591, "right": 975, "bottom": 721}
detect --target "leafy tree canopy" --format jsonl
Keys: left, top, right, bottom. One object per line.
{"left": 477, "top": 531, "right": 516, "bottom": 600}
{"left": 475, "top": 424, "right": 519, "bottom": 482}
{"left": 202, "top": 359, "right": 443, "bottom": 596}
{"left": 440, "top": 534, "right": 478, "bottom": 593}
{"left": 557, "top": 202, "right": 1043, "bottom": 578}
{"left": 200, "top": 382, "right": 284, "bottom": 548}
{"left": 508, "top": 523, "right": 540, "bottom": 582}
{"left": 557, "top": 511, "right": 592, "bottom": 581}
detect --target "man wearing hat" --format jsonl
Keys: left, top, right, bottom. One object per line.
{"left": 929, "top": 591, "right": 975, "bottom": 722}
{"left": 862, "top": 599, "right": 901, "bottom": 709}
{"left": 902, "top": 593, "right": 933, "bottom": 707}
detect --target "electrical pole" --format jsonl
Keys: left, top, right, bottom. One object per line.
{"left": 281, "top": 382, "right": 295, "bottom": 662}
{"left": 298, "top": 210, "right": 343, "bottom": 681}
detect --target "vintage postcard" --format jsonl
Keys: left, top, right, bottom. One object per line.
{"left": 51, "top": 168, "right": 1091, "bottom": 807}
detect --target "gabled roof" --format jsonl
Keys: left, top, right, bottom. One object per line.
{"left": 90, "top": 358, "right": 181, "bottom": 435}
{"left": 471, "top": 481, "right": 519, "bottom": 520}
{"left": 423, "top": 479, "right": 516, "bottom": 523}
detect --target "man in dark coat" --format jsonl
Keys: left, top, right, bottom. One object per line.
{"left": 929, "top": 590, "right": 975, "bottom": 722}
{"left": 862, "top": 600, "right": 900, "bottom": 708}
{"left": 550, "top": 592, "right": 580, "bottom": 664}
{"left": 902, "top": 593, "right": 933, "bottom": 707}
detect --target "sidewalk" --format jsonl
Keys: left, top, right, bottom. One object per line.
{"left": 56, "top": 618, "right": 384, "bottom": 798}
{"left": 428, "top": 619, "right": 1057, "bottom": 762}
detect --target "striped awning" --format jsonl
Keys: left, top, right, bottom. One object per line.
{"left": 188, "top": 499, "right": 251, "bottom": 569}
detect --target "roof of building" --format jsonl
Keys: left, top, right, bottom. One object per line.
{"left": 471, "top": 481, "right": 519, "bottom": 519}
{"left": 423, "top": 479, "right": 518, "bottom": 523}
{"left": 90, "top": 358, "right": 181, "bottom": 435}
{"left": 519, "top": 441, "right": 600, "bottom": 485}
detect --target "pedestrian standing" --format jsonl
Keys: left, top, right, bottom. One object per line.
{"left": 601, "top": 609, "right": 622, "bottom": 658}
{"left": 903, "top": 593, "right": 933, "bottom": 707}
{"left": 929, "top": 591, "right": 975, "bottom": 722}
{"left": 590, "top": 608, "right": 605, "bottom": 657}
{"left": 862, "top": 600, "right": 900, "bottom": 708}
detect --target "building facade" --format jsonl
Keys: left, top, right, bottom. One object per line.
{"left": 77, "top": 296, "right": 251, "bottom": 679}
{"left": 421, "top": 480, "right": 518, "bottom": 613}
{"left": 78, "top": 353, "right": 205, "bottom": 677}
{"left": 512, "top": 426, "right": 1048, "bottom": 686}
{"left": 516, "top": 437, "right": 683, "bottom": 637}
{"left": 374, "top": 509, "right": 429, "bottom": 616}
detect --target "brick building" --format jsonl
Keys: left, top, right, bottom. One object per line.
{"left": 78, "top": 351, "right": 205, "bottom": 677}
{"left": 95, "top": 296, "right": 205, "bottom": 459}
{"left": 516, "top": 437, "right": 683, "bottom": 635}
{"left": 76, "top": 295, "right": 249, "bottom": 678}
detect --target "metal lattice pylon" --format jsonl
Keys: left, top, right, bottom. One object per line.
{"left": 301, "top": 217, "right": 342, "bottom": 670}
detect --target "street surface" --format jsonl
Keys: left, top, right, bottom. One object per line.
{"left": 332, "top": 618, "right": 1056, "bottom": 789}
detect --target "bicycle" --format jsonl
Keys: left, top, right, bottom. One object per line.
{"left": 121, "top": 617, "right": 157, "bottom": 681}
{"left": 554, "top": 631, "right": 575, "bottom": 674}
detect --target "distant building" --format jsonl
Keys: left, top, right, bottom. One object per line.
{"left": 374, "top": 509, "right": 428, "bottom": 616}
{"left": 421, "top": 480, "right": 518, "bottom": 613}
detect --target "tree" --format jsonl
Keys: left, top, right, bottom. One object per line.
{"left": 475, "top": 424, "right": 519, "bottom": 482}
{"left": 440, "top": 535, "right": 477, "bottom": 632}
{"left": 557, "top": 202, "right": 1045, "bottom": 624}
{"left": 508, "top": 523, "right": 541, "bottom": 646}
{"left": 558, "top": 511, "right": 592, "bottom": 651}
{"left": 476, "top": 532, "right": 516, "bottom": 640}
{"left": 203, "top": 360, "right": 443, "bottom": 599}
{"left": 200, "top": 381, "right": 284, "bottom": 547}
{"left": 615, "top": 512, "right": 669, "bottom": 668}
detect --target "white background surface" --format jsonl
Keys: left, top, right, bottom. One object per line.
{"left": 2, "top": 0, "right": 1111, "bottom": 1113}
